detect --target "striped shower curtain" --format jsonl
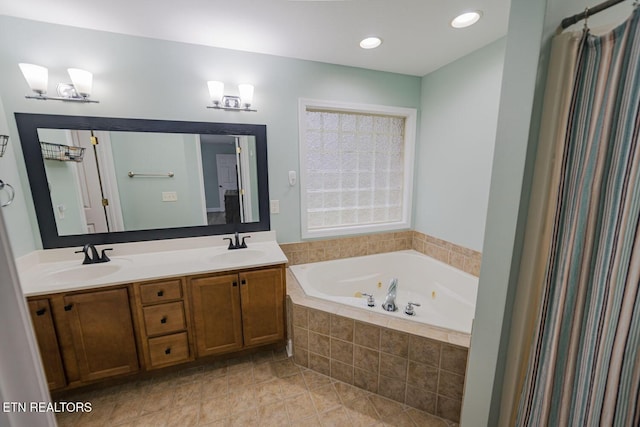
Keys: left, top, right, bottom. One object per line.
{"left": 516, "top": 7, "right": 640, "bottom": 427}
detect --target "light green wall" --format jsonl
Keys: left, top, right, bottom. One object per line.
{"left": 461, "top": 0, "right": 547, "bottom": 424}
{"left": 461, "top": 1, "right": 637, "bottom": 425}
{"left": 0, "top": 93, "right": 37, "bottom": 256}
{"left": 415, "top": 38, "right": 505, "bottom": 251}
{"left": 0, "top": 16, "right": 421, "bottom": 254}
{"left": 110, "top": 132, "right": 206, "bottom": 230}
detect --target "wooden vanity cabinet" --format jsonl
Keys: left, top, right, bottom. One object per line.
{"left": 61, "top": 288, "right": 139, "bottom": 382}
{"left": 190, "top": 266, "right": 285, "bottom": 357}
{"left": 28, "top": 299, "right": 66, "bottom": 390}
{"left": 26, "top": 263, "right": 286, "bottom": 392}
{"left": 133, "top": 278, "right": 194, "bottom": 369}
{"left": 190, "top": 274, "right": 244, "bottom": 356}
{"left": 27, "top": 286, "right": 139, "bottom": 389}
{"left": 240, "top": 268, "right": 286, "bottom": 347}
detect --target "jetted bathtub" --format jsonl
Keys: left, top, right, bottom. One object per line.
{"left": 289, "top": 250, "right": 478, "bottom": 334}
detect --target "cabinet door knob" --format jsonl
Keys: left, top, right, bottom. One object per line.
{"left": 241, "top": 279, "right": 247, "bottom": 285}
{"left": 36, "top": 308, "right": 47, "bottom": 316}
{"left": 165, "top": 348, "right": 171, "bottom": 355}
{"left": 160, "top": 316, "right": 167, "bottom": 324}
{"left": 157, "top": 290, "right": 164, "bottom": 297}
{"left": 232, "top": 281, "right": 238, "bottom": 287}
{"left": 64, "top": 304, "right": 73, "bottom": 311}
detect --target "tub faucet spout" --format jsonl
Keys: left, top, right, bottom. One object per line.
{"left": 382, "top": 278, "right": 398, "bottom": 312}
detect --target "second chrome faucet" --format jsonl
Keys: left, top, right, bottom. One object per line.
{"left": 382, "top": 277, "right": 398, "bottom": 312}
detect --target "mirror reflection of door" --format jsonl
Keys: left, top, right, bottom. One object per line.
{"left": 199, "top": 135, "right": 238, "bottom": 225}
{"left": 72, "top": 130, "right": 124, "bottom": 233}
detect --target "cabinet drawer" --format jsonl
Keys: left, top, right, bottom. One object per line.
{"left": 139, "top": 280, "right": 182, "bottom": 304}
{"left": 148, "top": 332, "right": 190, "bottom": 368}
{"left": 142, "top": 302, "right": 186, "bottom": 336}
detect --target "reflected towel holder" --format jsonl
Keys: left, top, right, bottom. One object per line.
{"left": 128, "top": 171, "right": 174, "bottom": 178}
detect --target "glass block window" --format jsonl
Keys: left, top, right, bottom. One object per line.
{"left": 299, "top": 100, "right": 416, "bottom": 238}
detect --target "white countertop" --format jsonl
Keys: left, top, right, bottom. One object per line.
{"left": 17, "top": 231, "right": 288, "bottom": 297}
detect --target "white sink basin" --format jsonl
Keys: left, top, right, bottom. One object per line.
{"left": 38, "top": 260, "right": 129, "bottom": 285}
{"left": 207, "top": 249, "right": 267, "bottom": 265}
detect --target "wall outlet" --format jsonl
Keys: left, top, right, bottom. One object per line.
{"left": 270, "top": 199, "right": 280, "bottom": 214}
{"left": 162, "top": 191, "right": 178, "bottom": 202}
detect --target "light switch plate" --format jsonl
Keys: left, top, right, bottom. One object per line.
{"left": 270, "top": 200, "right": 280, "bottom": 214}
{"left": 162, "top": 191, "right": 178, "bottom": 202}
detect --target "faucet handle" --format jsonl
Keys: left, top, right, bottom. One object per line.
{"left": 223, "top": 237, "right": 234, "bottom": 250}
{"left": 404, "top": 302, "right": 421, "bottom": 316}
{"left": 361, "top": 293, "right": 375, "bottom": 307}
{"left": 98, "top": 248, "right": 113, "bottom": 263}
{"left": 240, "top": 235, "right": 251, "bottom": 248}
{"left": 74, "top": 247, "right": 92, "bottom": 265}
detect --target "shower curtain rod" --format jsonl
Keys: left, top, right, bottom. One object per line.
{"left": 561, "top": 0, "right": 628, "bottom": 29}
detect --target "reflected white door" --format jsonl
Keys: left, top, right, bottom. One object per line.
{"left": 74, "top": 131, "right": 109, "bottom": 233}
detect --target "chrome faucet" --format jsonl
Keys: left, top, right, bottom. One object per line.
{"left": 382, "top": 278, "right": 398, "bottom": 312}
{"left": 75, "top": 244, "right": 112, "bottom": 264}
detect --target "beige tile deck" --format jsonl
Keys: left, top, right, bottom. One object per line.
{"left": 55, "top": 349, "right": 457, "bottom": 427}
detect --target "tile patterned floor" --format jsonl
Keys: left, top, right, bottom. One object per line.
{"left": 55, "top": 349, "right": 458, "bottom": 427}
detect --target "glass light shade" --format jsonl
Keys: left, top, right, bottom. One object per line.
{"left": 238, "top": 84, "right": 254, "bottom": 107}
{"left": 67, "top": 68, "right": 93, "bottom": 97}
{"left": 451, "top": 11, "right": 482, "bottom": 28}
{"left": 19, "top": 63, "right": 48, "bottom": 94}
{"left": 207, "top": 81, "right": 224, "bottom": 104}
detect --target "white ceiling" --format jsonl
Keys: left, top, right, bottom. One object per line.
{"left": 0, "top": 0, "right": 511, "bottom": 76}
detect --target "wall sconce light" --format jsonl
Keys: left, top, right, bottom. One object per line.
{"left": 206, "top": 81, "right": 256, "bottom": 112}
{"left": 19, "top": 63, "right": 99, "bottom": 103}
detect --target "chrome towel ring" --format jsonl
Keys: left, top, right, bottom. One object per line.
{"left": 0, "top": 179, "right": 15, "bottom": 207}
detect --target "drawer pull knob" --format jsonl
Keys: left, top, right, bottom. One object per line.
{"left": 36, "top": 308, "right": 47, "bottom": 316}
{"left": 64, "top": 304, "right": 73, "bottom": 311}
{"left": 157, "top": 290, "right": 164, "bottom": 297}
{"left": 160, "top": 316, "right": 167, "bottom": 324}
{"left": 165, "top": 348, "right": 171, "bottom": 355}
{"left": 241, "top": 279, "right": 247, "bottom": 285}
{"left": 232, "top": 281, "right": 238, "bottom": 287}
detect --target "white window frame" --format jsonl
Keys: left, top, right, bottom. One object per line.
{"left": 298, "top": 98, "right": 416, "bottom": 239}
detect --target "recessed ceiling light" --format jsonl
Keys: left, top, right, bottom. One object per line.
{"left": 360, "top": 37, "right": 382, "bottom": 49}
{"left": 451, "top": 11, "right": 482, "bottom": 29}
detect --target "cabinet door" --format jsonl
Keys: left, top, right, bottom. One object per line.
{"left": 239, "top": 268, "right": 285, "bottom": 347}
{"left": 190, "top": 274, "right": 243, "bottom": 357}
{"left": 63, "top": 288, "right": 139, "bottom": 382}
{"left": 28, "top": 299, "right": 66, "bottom": 390}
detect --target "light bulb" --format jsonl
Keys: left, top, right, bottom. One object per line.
{"left": 451, "top": 11, "right": 482, "bottom": 28}
{"left": 359, "top": 37, "right": 382, "bottom": 49}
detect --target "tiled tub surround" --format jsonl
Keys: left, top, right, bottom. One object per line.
{"left": 287, "top": 271, "right": 469, "bottom": 423}
{"left": 280, "top": 230, "right": 482, "bottom": 277}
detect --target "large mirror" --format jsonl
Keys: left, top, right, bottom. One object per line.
{"left": 16, "top": 113, "right": 270, "bottom": 249}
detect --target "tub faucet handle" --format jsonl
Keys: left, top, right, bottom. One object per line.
{"left": 404, "top": 302, "right": 421, "bottom": 316}
{"left": 361, "top": 293, "right": 375, "bottom": 307}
